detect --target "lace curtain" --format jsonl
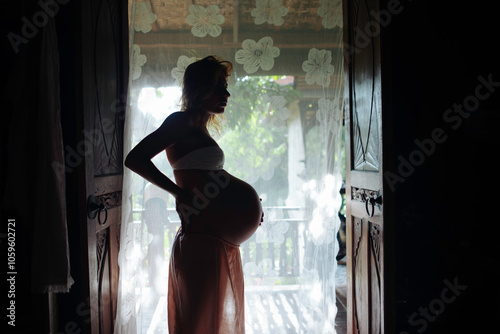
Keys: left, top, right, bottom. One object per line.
{"left": 116, "top": 1, "right": 344, "bottom": 333}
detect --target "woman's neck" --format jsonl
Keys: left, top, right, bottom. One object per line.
{"left": 185, "top": 110, "right": 210, "bottom": 131}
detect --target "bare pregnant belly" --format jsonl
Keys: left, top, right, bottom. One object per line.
{"left": 174, "top": 170, "right": 262, "bottom": 245}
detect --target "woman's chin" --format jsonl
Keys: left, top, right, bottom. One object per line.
{"left": 210, "top": 109, "right": 225, "bottom": 115}
{"left": 216, "top": 105, "right": 226, "bottom": 113}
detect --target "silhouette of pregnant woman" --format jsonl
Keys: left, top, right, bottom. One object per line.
{"left": 125, "top": 56, "right": 263, "bottom": 333}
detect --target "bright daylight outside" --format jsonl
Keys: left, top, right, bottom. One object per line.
{"left": 117, "top": 1, "right": 345, "bottom": 333}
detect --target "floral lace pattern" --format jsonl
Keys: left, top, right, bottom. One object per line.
{"left": 243, "top": 258, "right": 279, "bottom": 285}
{"left": 131, "top": 44, "right": 147, "bottom": 80}
{"left": 235, "top": 36, "right": 280, "bottom": 74}
{"left": 120, "top": 1, "right": 345, "bottom": 333}
{"left": 186, "top": 5, "right": 225, "bottom": 38}
{"left": 234, "top": 144, "right": 283, "bottom": 183}
{"left": 317, "top": 97, "right": 342, "bottom": 133}
{"left": 251, "top": 0, "right": 289, "bottom": 26}
{"left": 256, "top": 207, "right": 289, "bottom": 244}
{"left": 171, "top": 55, "right": 196, "bottom": 85}
{"left": 260, "top": 95, "right": 291, "bottom": 128}
{"left": 133, "top": 2, "right": 157, "bottom": 33}
{"left": 302, "top": 48, "right": 335, "bottom": 87}
{"left": 317, "top": 0, "right": 343, "bottom": 29}
{"left": 303, "top": 174, "right": 343, "bottom": 246}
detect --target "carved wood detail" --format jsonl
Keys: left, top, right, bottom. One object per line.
{"left": 95, "top": 191, "right": 122, "bottom": 210}
{"left": 353, "top": 218, "right": 362, "bottom": 333}
{"left": 92, "top": 0, "right": 125, "bottom": 177}
{"left": 102, "top": 191, "right": 122, "bottom": 209}
{"left": 369, "top": 222, "right": 381, "bottom": 334}
{"left": 351, "top": 187, "right": 378, "bottom": 202}
{"left": 369, "top": 223, "right": 380, "bottom": 269}
{"left": 96, "top": 227, "right": 110, "bottom": 333}
{"left": 96, "top": 229, "right": 109, "bottom": 279}
{"left": 115, "top": 222, "right": 121, "bottom": 250}
{"left": 353, "top": 219, "right": 362, "bottom": 260}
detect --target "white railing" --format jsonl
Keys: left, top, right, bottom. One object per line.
{"left": 133, "top": 205, "right": 306, "bottom": 279}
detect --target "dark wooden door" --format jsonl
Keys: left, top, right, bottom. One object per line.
{"left": 80, "top": 0, "right": 128, "bottom": 332}
{"left": 343, "top": 0, "right": 386, "bottom": 332}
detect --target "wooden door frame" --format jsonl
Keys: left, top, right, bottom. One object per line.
{"left": 75, "top": 0, "right": 129, "bottom": 332}
{"left": 342, "top": 0, "right": 396, "bottom": 332}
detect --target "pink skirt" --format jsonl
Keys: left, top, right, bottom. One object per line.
{"left": 168, "top": 229, "right": 245, "bottom": 333}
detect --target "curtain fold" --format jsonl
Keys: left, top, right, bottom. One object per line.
{"left": 31, "top": 19, "right": 73, "bottom": 293}
{"left": 2, "top": 19, "right": 73, "bottom": 294}
{"left": 116, "top": 1, "right": 344, "bottom": 332}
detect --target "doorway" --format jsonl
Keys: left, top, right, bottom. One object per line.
{"left": 117, "top": 1, "right": 346, "bottom": 332}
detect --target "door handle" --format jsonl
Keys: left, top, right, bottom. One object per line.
{"left": 87, "top": 195, "right": 108, "bottom": 226}
{"left": 365, "top": 190, "right": 382, "bottom": 217}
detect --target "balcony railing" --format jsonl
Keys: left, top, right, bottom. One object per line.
{"left": 133, "top": 203, "right": 306, "bottom": 282}
{"left": 131, "top": 200, "right": 345, "bottom": 333}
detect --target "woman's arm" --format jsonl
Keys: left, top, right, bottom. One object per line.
{"left": 124, "top": 113, "right": 186, "bottom": 199}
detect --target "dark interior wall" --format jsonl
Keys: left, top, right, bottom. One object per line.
{"left": 56, "top": 2, "right": 94, "bottom": 334}
{"left": 382, "top": 1, "right": 500, "bottom": 333}
{"left": 1, "top": 1, "right": 51, "bottom": 333}
{"left": 2, "top": 1, "right": 498, "bottom": 333}
{"left": 1, "top": 1, "right": 90, "bottom": 333}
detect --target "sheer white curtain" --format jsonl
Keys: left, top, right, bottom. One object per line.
{"left": 116, "top": 1, "right": 344, "bottom": 333}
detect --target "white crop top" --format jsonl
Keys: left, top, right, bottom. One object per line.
{"left": 171, "top": 145, "right": 225, "bottom": 170}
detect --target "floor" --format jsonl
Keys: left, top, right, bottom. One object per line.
{"left": 139, "top": 264, "right": 347, "bottom": 333}
{"left": 335, "top": 283, "right": 348, "bottom": 334}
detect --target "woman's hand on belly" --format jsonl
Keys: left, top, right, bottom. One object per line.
{"left": 259, "top": 198, "right": 264, "bottom": 225}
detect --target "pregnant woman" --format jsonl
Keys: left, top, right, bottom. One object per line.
{"left": 125, "top": 56, "right": 263, "bottom": 333}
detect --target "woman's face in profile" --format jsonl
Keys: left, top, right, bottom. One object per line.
{"left": 204, "top": 75, "right": 230, "bottom": 114}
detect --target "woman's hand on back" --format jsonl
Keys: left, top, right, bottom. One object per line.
{"left": 174, "top": 188, "right": 197, "bottom": 229}
{"left": 124, "top": 112, "right": 189, "bottom": 197}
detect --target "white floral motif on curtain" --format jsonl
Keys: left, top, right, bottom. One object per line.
{"left": 303, "top": 174, "right": 342, "bottom": 246}
{"left": 243, "top": 258, "right": 279, "bottom": 285}
{"left": 233, "top": 144, "right": 281, "bottom": 184}
{"left": 117, "top": 221, "right": 147, "bottom": 323}
{"left": 316, "top": 97, "right": 342, "bottom": 133}
{"left": 260, "top": 95, "right": 291, "bottom": 128}
{"left": 302, "top": 48, "right": 335, "bottom": 87}
{"left": 235, "top": 36, "right": 280, "bottom": 74}
{"left": 309, "top": 209, "right": 338, "bottom": 245}
{"left": 298, "top": 266, "right": 337, "bottom": 333}
{"left": 171, "top": 55, "right": 196, "bottom": 85}
{"left": 186, "top": 5, "right": 225, "bottom": 38}
{"left": 251, "top": 0, "right": 288, "bottom": 26}
{"left": 119, "top": 1, "right": 345, "bottom": 333}
{"left": 317, "top": 0, "right": 343, "bottom": 29}
{"left": 131, "top": 44, "right": 147, "bottom": 80}
{"left": 133, "top": 2, "right": 157, "bottom": 33}
{"left": 259, "top": 145, "right": 282, "bottom": 181}
{"left": 256, "top": 207, "right": 289, "bottom": 244}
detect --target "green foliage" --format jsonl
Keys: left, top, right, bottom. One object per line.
{"left": 224, "top": 76, "right": 301, "bottom": 129}
{"left": 218, "top": 76, "right": 301, "bottom": 205}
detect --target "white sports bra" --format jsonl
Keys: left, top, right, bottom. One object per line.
{"left": 171, "top": 145, "right": 225, "bottom": 170}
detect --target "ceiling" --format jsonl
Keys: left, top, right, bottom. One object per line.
{"left": 130, "top": 0, "right": 343, "bottom": 91}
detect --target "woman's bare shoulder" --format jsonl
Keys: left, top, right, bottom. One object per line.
{"left": 167, "top": 111, "right": 188, "bottom": 120}
{"left": 158, "top": 112, "right": 190, "bottom": 132}
{"left": 164, "top": 111, "right": 188, "bottom": 124}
